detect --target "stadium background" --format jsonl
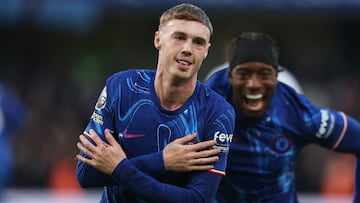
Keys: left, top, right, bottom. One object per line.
{"left": 0, "top": 0, "right": 359, "bottom": 202}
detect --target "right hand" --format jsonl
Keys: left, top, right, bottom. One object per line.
{"left": 76, "top": 129, "right": 127, "bottom": 175}
{"left": 163, "top": 133, "right": 221, "bottom": 172}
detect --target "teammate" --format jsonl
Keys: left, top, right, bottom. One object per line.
{"left": 204, "top": 36, "right": 303, "bottom": 95}
{"left": 0, "top": 82, "right": 26, "bottom": 200}
{"left": 204, "top": 63, "right": 303, "bottom": 94}
{"left": 75, "top": 3, "right": 235, "bottom": 203}
{"left": 204, "top": 32, "right": 360, "bottom": 202}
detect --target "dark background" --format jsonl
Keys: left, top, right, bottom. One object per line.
{"left": 1, "top": 0, "right": 359, "bottom": 194}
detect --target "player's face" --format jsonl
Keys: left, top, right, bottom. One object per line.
{"left": 229, "top": 62, "right": 277, "bottom": 118}
{"left": 154, "top": 19, "right": 211, "bottom": 81}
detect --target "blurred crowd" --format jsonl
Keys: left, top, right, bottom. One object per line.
{"left": 2, "top": 66, "right": 92, "bottom": 190}
{"left": 0, "top": 3, "right": 359, "bottom": 198}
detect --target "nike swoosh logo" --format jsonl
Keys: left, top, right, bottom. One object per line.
{"left": 120, "top": 129, "right": 145, "bottom": 138}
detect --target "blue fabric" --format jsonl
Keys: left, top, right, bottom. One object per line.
{"left": 76, "top": 69, "right": 235, "bottom": 202}
{"left": 205, "top": 66, "right": 359, "bottom": 203}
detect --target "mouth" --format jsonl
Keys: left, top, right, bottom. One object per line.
{"left": 244, "top": 94, "right": 264, "bottom": 111}
{"left": 176, "top": 59, "right": 192, "bottom": 68}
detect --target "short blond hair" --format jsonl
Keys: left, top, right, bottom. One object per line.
{"left": 159, "top": 3, "right": 213, "bottom": 35}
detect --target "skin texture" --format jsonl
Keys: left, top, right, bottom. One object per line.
{"left": 229, "top": 61, "right": 278, "bottom": 118}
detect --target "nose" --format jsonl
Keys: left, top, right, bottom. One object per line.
{"left": 181, "top": 40, "right": 192, "bottom": 56}
{"left": 246, "top": 75, "right": 261, "bottom": 89}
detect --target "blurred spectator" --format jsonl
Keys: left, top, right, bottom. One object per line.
{"left": 0, "top": 81, "right": 27, "bottom": 199}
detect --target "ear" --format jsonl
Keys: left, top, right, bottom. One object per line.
{"left": 154, "top": 31, "right": 160, "bottom": 49}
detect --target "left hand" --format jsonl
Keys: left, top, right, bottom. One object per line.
{"left": 76, "top": 129, "right": 126, "bottom": 174}
{"left": 163, "top": 133, "right": 220, "bottom": 172}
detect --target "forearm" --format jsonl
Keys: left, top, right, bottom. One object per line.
{"left": 76, "top": 151, "right": 114, "bottom": 188}
{"left": 336, "top": 115, "right": 360, "bottom": 154}
{"left": 112, "top": 159, "right": 221, "bottom": 203}
{"left": 129, "top": 151, "right": 166, "bottom": 178}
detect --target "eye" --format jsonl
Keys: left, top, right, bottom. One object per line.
{"left": 259, "top": 70, "right": 274, "bottom": 80}
{"left": 194, "top": 39, "right": 205, "bottom": 46}
{"left": 234, "top": 70, "right": 250, "bottom": 80}
{"left": 193, "top": 38, "right": 206, "bottom": 50}
{"left": 175, "top": 34, "right": 186, "bottom": 41}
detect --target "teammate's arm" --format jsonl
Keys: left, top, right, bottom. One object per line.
{"left": 332, "top": 115, "right": 360, "bottom": 202}
{"left": 334, "top": 115, "right": 360, "bottom": 153}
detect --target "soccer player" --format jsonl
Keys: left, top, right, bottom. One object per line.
{"left": 204, "top": 32, "right": 360, "bottom": 202}
{"left": 0, "top": 82, "right": 27, "bottom": 200}
{"left": 204, "top": 63, "right": 303, "bottom": 94}
{"left": 75, "top": 3, "right": 235, "bottom": 203}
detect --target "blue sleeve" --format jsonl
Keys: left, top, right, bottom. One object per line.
{"left": 112, "top": 159, "right": 222, "bottom": 203}
{"left": 206, "top": 105, "right": 235, "bottom": 175}
{"left": 128, "top": 151, "right": 166, "bottom": 177}
{"left": 334, "top": 115, "right": 360, "bottom": 202}
{"left": 76, "top": 77, "right": 165, "bottom": 188}
{"left": 335, "top": 115, "right": 360, "bottom": 153}
{"left": 77, "top": 85, "right": 116, "bottom": 187}
{"left": 204, "top": 67, "right": 231, "bottom": 99}
{"left": 76, "top": 156, "right": 114, "bottom": 188}
{"left": 76, "top": 151, "right": 165, "bottom": 188}
{"left": 76, "top": 79, "right": 165, "bottom": 186}
{"left": 297, "top": 98, "right": 354, "bottom": 149}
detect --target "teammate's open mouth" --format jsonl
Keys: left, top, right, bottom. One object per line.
{"left": 244, "top": 94, "right": 263, "bottom": 109}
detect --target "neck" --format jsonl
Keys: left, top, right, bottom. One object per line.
{"left": 154, "top": 72, "right": 196, "bottom": 111}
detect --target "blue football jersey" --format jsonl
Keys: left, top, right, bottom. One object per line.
{"left": 205, "top": 67, "right": 352, "bottom": 203}
{"left": 77, "top": 69, "right": 235, "bottom": 202}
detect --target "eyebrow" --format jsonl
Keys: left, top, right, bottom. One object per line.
{"left": 173, "top": 31, "right": 208, "bottom": 42}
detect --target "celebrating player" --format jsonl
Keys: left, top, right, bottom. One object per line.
{"left": 205, "top": 32, "right": 360, "bottom": 202}
{"left": 75, "top": 3, "right": 235, "bottom": 203}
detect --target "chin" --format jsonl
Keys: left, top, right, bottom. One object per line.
{"left": 243, "top": 110, "right": 265, "bottom": 119}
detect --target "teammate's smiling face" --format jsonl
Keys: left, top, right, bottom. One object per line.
{"left": 229, "top": 61, "right": 277, "bottom": 118}
{"left": 154, "top": 19, "right": 211, "bottom": 82}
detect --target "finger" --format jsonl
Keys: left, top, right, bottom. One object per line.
{"left": 190, "top": 156, "right": 219, "bottom": 165}
{"left": 79, "top": 134, "right": 98, "bottom": 151}
{"left": 173, "top": 133, "right": 197, "bottom": 144}
{"left": 76, "top": 142, "right": 94, "bottom": 159}
{"left": 104, "top": 129, "right": 116, "bottom": 146}
{"left": 192, "top": 148, "right": 221, "bottom": 159}
{"left": 78, "top": 134, "right": 98, "bottom": 154}
{"left": 82, "top": 131, "right": 93, "bottom": 141}
{"left": 89, "top": 129, "right": 103, "bottom": 145}
{"left": 75, "top": 154, "right": 94, "bottom": 166}
{"left": 189, "top": 139, "right": 217, "bottom": 151}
